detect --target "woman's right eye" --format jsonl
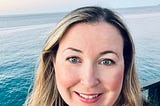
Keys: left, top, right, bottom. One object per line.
{"left": 66, "top": 57, "right": 81, "bottom": 64}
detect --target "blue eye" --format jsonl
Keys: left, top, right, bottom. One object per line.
{"left": 67, "top": 57, "right": 80, "bottom": 64}
{"left": 100, "top": 59, "right": 115, "bottom": 65}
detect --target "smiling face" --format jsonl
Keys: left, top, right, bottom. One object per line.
{"left": 53, "top": 22, "right": 124, "bottom": 106}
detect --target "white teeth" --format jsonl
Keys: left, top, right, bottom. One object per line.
{"left": 79, "top": 94, "right": 98, "bottom": 99}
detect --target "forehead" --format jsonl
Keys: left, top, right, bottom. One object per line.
{"left": 59, "top": 22, "right": 123, "bottom": 52}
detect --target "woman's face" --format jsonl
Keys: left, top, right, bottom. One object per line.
{"left": 53, "top": 22, "right": 124, "bottom": 106}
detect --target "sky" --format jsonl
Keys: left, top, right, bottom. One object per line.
{"left": 0, "top": 0, "right": 160, "bottom": 15}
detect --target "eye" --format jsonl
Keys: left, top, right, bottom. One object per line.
{"left": 99, "top": 59, "right": 115, "bottom": 66}
{"left": 66, "top": 56, "right": 81, "bottom": 64}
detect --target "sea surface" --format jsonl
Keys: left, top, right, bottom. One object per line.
{"left": 0, "top": 12, "right": 160, "bottom": 106}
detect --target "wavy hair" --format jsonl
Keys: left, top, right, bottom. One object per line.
{"left": 24, "top": 6, "right": 142, "bottom": 106}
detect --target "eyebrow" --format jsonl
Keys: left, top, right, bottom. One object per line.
{"left": 63, "top": 47, "right": 82, "bottom": 53}
{"left": 63, "top": 47, "right": 119, "bottom": 58}
{"left": 100, "top": 50, "right": 119, "bottom": 58}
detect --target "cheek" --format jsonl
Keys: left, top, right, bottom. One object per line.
{"left": 112, "top": 69, "right": 124, "bottom": 90}
{"left": 54, "top": 62, "right": 79, "bottom": 89}
{"left": 102, "top": 67, "right": 124, "bottom": 91}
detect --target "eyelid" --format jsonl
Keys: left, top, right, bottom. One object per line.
{"left": 66, "top": 56, "right": 81, "bottom": 64}
{"left": 98, "top": 58, "right": 115, "bottom": 65}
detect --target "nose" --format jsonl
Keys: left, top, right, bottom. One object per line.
{"left": 80, "top": 63, "right": 100, "bottom": 87}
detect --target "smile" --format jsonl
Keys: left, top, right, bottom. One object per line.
{"left": 79, "top": 93, "right": 99, "bottom": 99}
{"left": 75, "top": 91, "right": 102, "bottom": 103}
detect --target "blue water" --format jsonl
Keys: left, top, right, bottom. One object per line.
{"left": 0, "top": 12, "right": 160, "bottom": 106}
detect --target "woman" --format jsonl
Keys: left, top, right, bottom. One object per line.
{"left": 24, "top": 6, "right": 142, "bottom": 106}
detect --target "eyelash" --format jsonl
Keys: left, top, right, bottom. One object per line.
{"left": 66, "top": 56, "right": 81, "bottom": 64}
{"left": 66, "top": 56, "right": 115, "bottom": 66}
{"left": 98, "top": 58, "right": 115, "bottom": 66}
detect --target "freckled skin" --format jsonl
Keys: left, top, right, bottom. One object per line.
{"left": 54, "top": 22, "right": 124, "bottom": 106}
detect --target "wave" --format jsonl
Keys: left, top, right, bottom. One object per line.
{"left": 0, "top": 23, "right": 56, "bottom": 34}
{"left": 0, "top": 74, "right": 14, "bottom": 81}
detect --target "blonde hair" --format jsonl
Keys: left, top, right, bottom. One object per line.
{"left": 24, "top": 6, "right": 142, "bottom": 106}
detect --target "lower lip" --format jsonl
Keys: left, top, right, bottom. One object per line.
{"left": 75, "top": 92, "right": 102, "bottom": 103}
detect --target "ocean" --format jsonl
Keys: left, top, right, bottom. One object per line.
{"left": 0, "top": 12, "right": 160, "bottom": 106}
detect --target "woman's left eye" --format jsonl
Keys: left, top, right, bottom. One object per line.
{"left": 99, "top": 59, "right": 115, "bottom": 65}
